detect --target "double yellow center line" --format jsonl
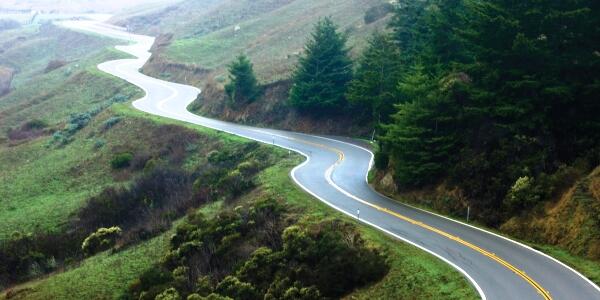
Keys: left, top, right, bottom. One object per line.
{"left": 286, "top": 134, "right": 551, "bottom": 300}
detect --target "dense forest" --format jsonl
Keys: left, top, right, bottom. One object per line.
{"left": 241, "top": 0, "right": 599, "bottom": 226}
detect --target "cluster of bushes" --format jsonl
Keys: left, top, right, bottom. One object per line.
{"left": 50, "top": 108, "right": 101, "bottom": 146}
{"left": 111, "top": 152, "right": 134, "bottom": 169}
{"left": 81, "top": 226, "right": 122, "bottom": 256}
{"left": 125, "top": 198, "right": 388, "bottom": 300}
{"left": 7, "top": 119, "right": 48, "bottom": 141}
{"left": 47, "top": 92, "right": 132, "bottom": 147}
{"left": 76, "top": 167, "right": 194, "bottom": 244}
{"left": 0, "top": 142, "right": 277, "bottom": 288}
{"left": 0, "top": 230, "right": 81, "bottom": 288}
{"left": 193, "top": 142, "right": 272, "bottom": 201}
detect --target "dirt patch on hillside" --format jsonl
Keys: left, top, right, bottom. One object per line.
{"left": 0, "top": 66, "right": 14, "bottom": 96}
{"left": 189, "top": 78, "right": 368, "bottom": 136}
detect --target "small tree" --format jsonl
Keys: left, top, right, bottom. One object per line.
{"left": 289, "top": 17, "right": 353, "bottom": 114}
{"left": 81, "top": 226, "right": 122, "bottom": 256}
{"left": 225, "top": 54, "right": 260, "bottom": 105}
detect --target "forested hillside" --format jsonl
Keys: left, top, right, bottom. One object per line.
{"left": 367, "top": 0, "right": 599, "bottom": 251}
{"left": 345, "top": 0, "right": 600, "bottom": 262}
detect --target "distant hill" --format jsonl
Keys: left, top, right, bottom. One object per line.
{"left": 116, "top": 0, "right": 392, "bottom": 81}
{"left": 0, "top": 0, "right": 172, "bottom": 13}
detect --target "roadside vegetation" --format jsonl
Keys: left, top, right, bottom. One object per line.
{"left": 0, "top": 16, "right": 477, "bottom": 298}
{"left": 2, "top": 0, "right": 599, "bottom": 297}
{"left": 0, "top": 101, "right": 477, "bottom": 299}
{"left": 126, "top": 0, "right": 600, "bottom": 284}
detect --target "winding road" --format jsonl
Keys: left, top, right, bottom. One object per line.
{"left": 60, "top": 20, "right": 600, "bottom": 300}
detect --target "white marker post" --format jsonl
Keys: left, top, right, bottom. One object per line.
{"left": 357, "top": 208, "right": 360, "bottom": 220}
{"left": 467, "top": 206, "right": 470, "bottom": 223}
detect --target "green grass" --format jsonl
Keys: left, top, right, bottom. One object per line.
{"left": 0, "top": 24, "right": 123, "bottom": 88}
{"left": 257, "top": 159, "right": 478, "bottom": 299}
{"left": 2, "top": 231, "right": 170, "bottom": 300}
{"left": 0, "top": 47, "right": 138, "bottom": 132}
{"left": 1, "top": 117, "right": 478, "bottom": 300}
{"left": 163, "top": 0, "right": 391, "bottom": 82}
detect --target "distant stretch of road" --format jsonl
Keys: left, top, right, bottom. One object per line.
{"left": 61, "top": 20, "right": 600, "bottom": 300}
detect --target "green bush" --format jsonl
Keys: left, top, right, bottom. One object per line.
{"left": 215, "top": 276, "right": 257, "bottom": 300}
{"left": 102, "top": 117, "right": 122, "bottom": 131}
{"left": 504, "top": 176, "right": 542, "bottom": 212}
{"left": 155, "top": 288, "right": 182, "bottom": 300}
{"left": 81, "top": 226, "right": 122, "bottom": 256}
{"left": 111, "top": 152, "right": 134, "bottom": 169}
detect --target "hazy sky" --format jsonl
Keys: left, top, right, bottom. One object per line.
{"left": 0, "top": 0, "right": 176, "bottom": 13}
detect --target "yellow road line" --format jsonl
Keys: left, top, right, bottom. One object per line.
{"left": 289, "top": 136, "right": 551, "bottom": 300}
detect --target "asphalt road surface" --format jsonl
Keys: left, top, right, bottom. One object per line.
{"left": 60, "top": 20, "right": 600, "bottom": 300}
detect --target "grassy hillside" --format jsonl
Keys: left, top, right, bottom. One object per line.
{"left": 120, "top": 0, "right": 391, "bottom": 136}
{"left": 1, "top": 104, "right": 476, "bottom": 300}
{"left": 0, "top": 17, "right": 479, "bottom": 298}
{"left": 133, "top": 0, "right": 391, "bottom": 83}
{"left": 0, "top": 23, "right": 120, "bottom": 89}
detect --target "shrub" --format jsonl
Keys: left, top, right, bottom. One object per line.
{"left": 111, "top": 152, "right": 134, "bottom": 169}
{"left": 93, "top": 139, "right": 106, "bottom": 150}
{"left": 102, "top": 117, "right": 121, "bottom": 131}
{"left": 76, "top": 167, "right": 194, "bottom": 246}
{"left": 81, "top": 226, "right": 122, "bottom": 256}
{"left": 504, "top": 176, "right": 542, "bottom": 212}
{"left": 188, "top": 294, "right": 232, "bottom": 300}
{"left": 155, "top": 288, "right": 181, "bottom": 300}
{"left": 66, "top": 113, "right": 91, "bottom": 135}
{"left": 110, "top": 94, "right": 129, "bottom": 103}
{"left": 215, "top": 276, "right": 257, "bottom": 300}
{"left": 218, "top": 169, "right": 254, "bottom": 198}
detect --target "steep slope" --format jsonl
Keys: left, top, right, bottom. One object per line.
{"left": 502, "top": 167, "right": 600, "bottom": 261}
{"left": 116, "top": 0, "right": 391, "bottom": 135}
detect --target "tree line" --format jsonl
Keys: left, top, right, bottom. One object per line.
{"left": 225, "top": 0, "right": 599, "bottom": 224}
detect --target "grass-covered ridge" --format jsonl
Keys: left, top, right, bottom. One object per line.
{"left": 128, "top": 0, "right": 391, "bottom": 85}
{"left": 1, "top": 107, "right": 478, "bottom": 298}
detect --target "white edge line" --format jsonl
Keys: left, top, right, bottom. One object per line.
{"left": 68, "top": 20, "right": 598, "bottom": 298}
{"left": 291, "top": 154, "right": 487, "bottom": 300}
{"left": 311, "top": 135, "right": 600, "bottom": 294}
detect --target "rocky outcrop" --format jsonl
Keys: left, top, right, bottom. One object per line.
{"left": 0, "top": 66, "right": 14, "bottom": 96}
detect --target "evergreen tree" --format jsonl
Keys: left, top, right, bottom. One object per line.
{"left": 289, "top": 17, "right": 353, "bottom": 114}
{"left": 381, "top": 66, "right": 462, "bottom": 187}
{"left": 225, "top": 54, "right": 260, "bottom": 104}
{"left": 347, "top": 32, "right": 401, "bottom": 123}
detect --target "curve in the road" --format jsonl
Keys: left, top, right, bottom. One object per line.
{"left": 60, "top": 20, "right": 600, "bottom": 300}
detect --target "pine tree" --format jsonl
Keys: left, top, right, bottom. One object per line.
{"left": 347, "top": 32, "right": 401, "bottom": 123}
{"left": 289, "top": 17, "right": 353, "bottom": 114}
{"left": 225, "top": 54, "right": 260, "bottom": 105}
{"left": 381, "top": 66, "right": 462, "bottom": 187}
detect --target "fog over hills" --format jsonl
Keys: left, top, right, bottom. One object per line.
{"left": 0, "top": 0, "right": 177, "bottom": 13}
